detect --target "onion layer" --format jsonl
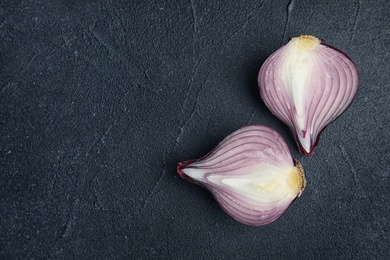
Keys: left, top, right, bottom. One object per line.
{"left": 258, "top": 35, "right": 359, "bottom": 155}
{"left": 177, "top": 125, "right": 306, "bottom": 226}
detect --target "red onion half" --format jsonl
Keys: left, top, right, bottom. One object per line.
{"left": 258, "top": 35, "right": 359, "bottom": 155}
{"left": 177, "top": 125, "right": 306, "bottom": 226}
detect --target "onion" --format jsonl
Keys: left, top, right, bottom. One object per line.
{"left": 177, "top": 125, "right": 306, "bottom": 226}
{"left": 258, "top": 35, "right": 359, "bottom": 155}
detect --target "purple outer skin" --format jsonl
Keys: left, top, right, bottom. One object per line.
{"left": 177, "top": 158, "right": 206, "bottom": 185}
{"left": 259, "top": 40, "right": 359, "bottom": 156}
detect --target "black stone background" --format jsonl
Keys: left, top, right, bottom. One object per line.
{"left": 1, "top": 0, "right": 389, "bottom": 259}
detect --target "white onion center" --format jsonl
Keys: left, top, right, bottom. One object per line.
{"left": 183, "top": 164, "right": 302, "bottom": 204}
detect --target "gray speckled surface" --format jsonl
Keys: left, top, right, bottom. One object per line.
{"left": 1, "top": 0, "right": 389, "bottom": 259}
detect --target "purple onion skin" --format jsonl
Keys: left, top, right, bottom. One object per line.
{"left": 177, "top": 125, "right": 306, "bottom": 226}
{"left": 258, "top": 35, "right": 359, "bottom": 155}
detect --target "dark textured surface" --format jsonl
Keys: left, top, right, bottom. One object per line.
{"left": 1, "top": 0, "right": 389, "bottom": 259}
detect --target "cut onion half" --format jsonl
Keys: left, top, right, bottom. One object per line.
{"left": 177, "top": 125, "right": 306, "bottom": 226}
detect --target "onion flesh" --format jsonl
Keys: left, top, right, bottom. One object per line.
{"left": 177, "top": 125, "right": 306, "bottom": 226}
